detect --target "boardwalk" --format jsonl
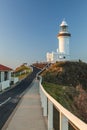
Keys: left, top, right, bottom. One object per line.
{"left": 4, "top": 79, "right": 47, "bottom": 130}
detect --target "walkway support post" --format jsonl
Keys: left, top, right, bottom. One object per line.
{"left": 48, "top": 100, "right": 53, "bottom": 130}
{"left": 60, "top": 112, "right": 68, "bottom": 130}
{"left": 41, "top": 89, "right": 44, "bottom": 108}
{"left": 43, "top": 94, "right": 47, "bottom": 116}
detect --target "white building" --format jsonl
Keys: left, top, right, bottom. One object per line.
{"left": 0, "top": 64, "right": 13, "bottom": 91}
{"left": 46, "top": 19, "right": 71, "bottom": 62}
{"left": 46, "top": 52, "right": 54, "bottom": 62}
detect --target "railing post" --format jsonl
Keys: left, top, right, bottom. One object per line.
{"left": 48, "top": 100, "right": 53, "bottom": 130}
{"left": 41, "top": 88, "right": 44, "bottom": 108}
{"left": 60, "top": 113, "right": 68, "bottom": 130}
{"left": 43, "top": 94, "right": 47, "bottom": 116}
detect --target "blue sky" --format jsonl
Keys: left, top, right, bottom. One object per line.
{"left": 0, "top": 0, "right": 87, "bottom": 68}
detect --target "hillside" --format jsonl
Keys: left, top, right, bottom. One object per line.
{"left": 42, "top": 61, "right": 87, "bottom": 123}
{"left": 32, "top": 62, "right": 48, "bottom": 69}
{"left": 14, "top": 64, "right": 32, "bottom": 80}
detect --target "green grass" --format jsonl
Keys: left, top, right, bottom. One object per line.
{"left": 42, "top": 81, "right": 80, "bottom": 118}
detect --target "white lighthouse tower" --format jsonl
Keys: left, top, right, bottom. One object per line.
{"left": 57, "top": 20, "right": 71, "bottom": 60}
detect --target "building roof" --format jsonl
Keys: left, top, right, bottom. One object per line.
{"left": 0, "top": 64, "right": 13, "bottom": 71}
{"left": 60, "top": 20, "right": 68, "bottom": 26}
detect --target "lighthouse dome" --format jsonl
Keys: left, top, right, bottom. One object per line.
{"left": 60, "top": 20, "right": 68, "bottom": 26}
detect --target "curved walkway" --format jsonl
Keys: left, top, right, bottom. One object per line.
{"left": 5, "top": 79, "right": 47, "bottom": 130}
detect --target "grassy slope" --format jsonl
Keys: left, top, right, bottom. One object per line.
{"left": 43, "top": 82, "right": 80, "bottom": 118}
{"left": 42, "top": 61, "right": 87, "bottom": 122}
{"left": 42, "top": 61, "right": 87, "bottom": 90}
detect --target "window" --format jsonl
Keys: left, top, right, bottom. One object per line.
{"left": 4, "top": 72, "right": 8, "bottom": 81}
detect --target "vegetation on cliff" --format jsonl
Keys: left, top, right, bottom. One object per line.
{"left": 41, "top": 61, "right": 87, "bottom": 123}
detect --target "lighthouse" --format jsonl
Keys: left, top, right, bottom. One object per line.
{"left": 46, "top": 19, "right": 71, "bottom": 62}
{"left": 57, "top": 20, "right": 71, "bottom": 60}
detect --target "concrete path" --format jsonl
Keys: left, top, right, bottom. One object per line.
{"left": 5, "top": 79, "right": 47, "bottom": 130}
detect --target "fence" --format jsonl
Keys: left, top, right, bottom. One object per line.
{"left": 39, "top": 77, "right": 87, "bottom": 130}
{"left": 0, "top": 80, "right": 10, "bottom": 91}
